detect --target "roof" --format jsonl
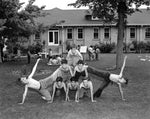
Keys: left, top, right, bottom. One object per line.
{"left": 36, "top": 8, "right": 150, "bottom": 27}
{"left": 127, "top": 9, "right": 150, "bottom": 25}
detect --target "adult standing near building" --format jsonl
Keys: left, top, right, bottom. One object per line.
{"left": 94, "top": 45, "right": 100, "bottom": 60}
{"left": 66, "top": 44, "right": 83, "bottom": 67}
{"left": 27, "top": 49, "right": 31, "bottom": 64}
{"left": 88, "top": 45, "right": 95, "bottom": 61}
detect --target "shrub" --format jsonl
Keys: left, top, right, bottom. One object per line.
{"left": 99, "top": 43, "right": 115, "bottom": 53}
{"left": 20, "top": 43, "right": 42, "bottom": 55}
{"left": 132, "top": 41, "right": 147, "bottom": 53}
{"left": 130, "top": 41, "right": 150, "bottom": 53}
{"left": 20, "top": 46, "right": 27, "bottom": 55}
{"left": 146, "top": 41, "right": 150, "bottom": 53}
{"left": 28, "top": 43, "right": 42, "bottom": 54}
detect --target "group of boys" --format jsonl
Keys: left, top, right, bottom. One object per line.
{"left": 18, "top": 57, "right": 96, "bottom": 104}
{"left": 18, "top": 43, "right": 128, "bottom": 104}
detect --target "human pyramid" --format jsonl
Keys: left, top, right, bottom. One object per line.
{"left": 18, "top": 44, "right": 128, "bottom": 104}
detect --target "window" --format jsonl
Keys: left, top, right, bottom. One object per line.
{"left": 145, "top": 28, "right": 150, "bottom": 38}
{"left": 91, "top": 16, "right": 100, "bottom": 20}
{"left": 104, "top": 28, "right": 110, "bottom": 39}
{"left": 48, "top": 30, "right": 59, "bottom": 45}
{"left": 93, "top": 28, "right": 99, "bottom": 39}
{"left": 130, "top": 28, "right": 136, "bottom": 38}
{"left": 78, "top": 28, "right": 83, "bottom": 39}
{"left": 35, "top": 32, "right": 40, "bottom": 40}
{"left": 67, "top": 28, "right": 73, "bottom": 39}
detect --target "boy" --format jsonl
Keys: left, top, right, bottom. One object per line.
{"left": 42, "top": 59, "right": 73, "bottom": 86}
{"left": 18, "top": 58, "right": 52, "bottom": 104}
{"left": 66, "top": 77, "right": 80, "bottom": 102}
{"left": 79, "top": 77, "right": 96, "bottom": 102}
{"left": 89, "top": 56, "right": 128, "bottom": 101}
{"left": 50, "top": 77, "right": 67, "bottom": 103}
{"left": 66, "top": 44, "right": 83, "bottom": 67}
{"left": 73, "top": 60, "right": 88, "bottom": 81}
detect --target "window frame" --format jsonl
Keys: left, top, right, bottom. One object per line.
{"left": 93, "top": 28, "right": 99, "bottom": 39}
{"left": 48, "top": 30, "right": 59, "bottom": 46}
{"left": 145, "top": 27, "right": 150, "bottom": 39}
{"left": 130, "top": 27, "right": 136, "bottom": 39}
{"left": 104, "top": 27, "right": 110, "bottom": 39}
{"left": 77, "top": 28, "right": 84, "bottom": 39}
{"left": 67, "top": 28, "right": 73, "bottom": 39}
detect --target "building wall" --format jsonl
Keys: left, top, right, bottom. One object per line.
{"left": 30, "top": 25, "right": 150, "bottom": 54}
{"left": 125, "top": 26, "right": 150, "bottom": 44}
{"left": 110, "top": 27, "right": 118, "bottom": 43}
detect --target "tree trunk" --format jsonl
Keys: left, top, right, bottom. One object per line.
{"left": 0, "top": 46, "right": 2, "bottom": 63}
{"left": 116, "top": 1, "right": 126, "bottom": 69}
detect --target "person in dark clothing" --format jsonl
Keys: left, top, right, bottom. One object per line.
{"left": 73, "top": 60, "right": 88, "bottom": 81}
{"left": 27, "top": 49, "right": 31, "bottom": 64}
{"left": 94, "top": 46, "right": 100, "bottom": 60}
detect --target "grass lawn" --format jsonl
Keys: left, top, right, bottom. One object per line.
{"left": 0, "top": 54, "right": 150, "bottom": 119}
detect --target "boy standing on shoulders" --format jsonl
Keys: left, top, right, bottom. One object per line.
{"left": 40, "top": 59, "right": 74, "bottom": 89}
{"left": 66, "top": 44, "right": 83, "bottom": 67}
{"left": 73, "top": 60, "right": 88, "bottom": 82}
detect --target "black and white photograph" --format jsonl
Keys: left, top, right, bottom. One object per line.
{"left": 0, "top": 0, "right": 150, "bottom": 119}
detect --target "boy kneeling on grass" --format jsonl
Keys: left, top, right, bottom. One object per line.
{"left": 50, "top": 76, "right": 67, "bottom": 103}
{"left": 66, "top": 77, "right": 80, "bottom": 102}
{"left": 79, "top": 77, "right": 96, "bottom": 102}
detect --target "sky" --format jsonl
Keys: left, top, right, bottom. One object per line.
{"left": 19, "top": 0, "right": 87, "bottom": 10}
{"left": 19, "top": 0, "right": 149, "bottom": 10}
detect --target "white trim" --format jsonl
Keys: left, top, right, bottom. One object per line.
{"left": 57, "top": 24, "right": 150, "bottom": 27}
{"left": 48, "top": 30, "right": 59, "bottom": 46}
{"left": 57, "top": 24, "right": 115, "bottom": 27}
{"left": 91, "top": 16, "right": 100, "bottom": 20}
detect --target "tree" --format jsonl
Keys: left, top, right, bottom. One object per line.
{"left": 69, "top": 0, "right": 150, "bottom": 68}
{"left": 0, "top": 0, "right": 45, "bottom": 63}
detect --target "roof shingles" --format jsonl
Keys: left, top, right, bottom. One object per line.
{"left": 36, "top": 8, "right": 150, "bottom": 26}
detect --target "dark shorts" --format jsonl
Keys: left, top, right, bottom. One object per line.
{"left": 104, "top": 72, "right": 111, "bottom": 81}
